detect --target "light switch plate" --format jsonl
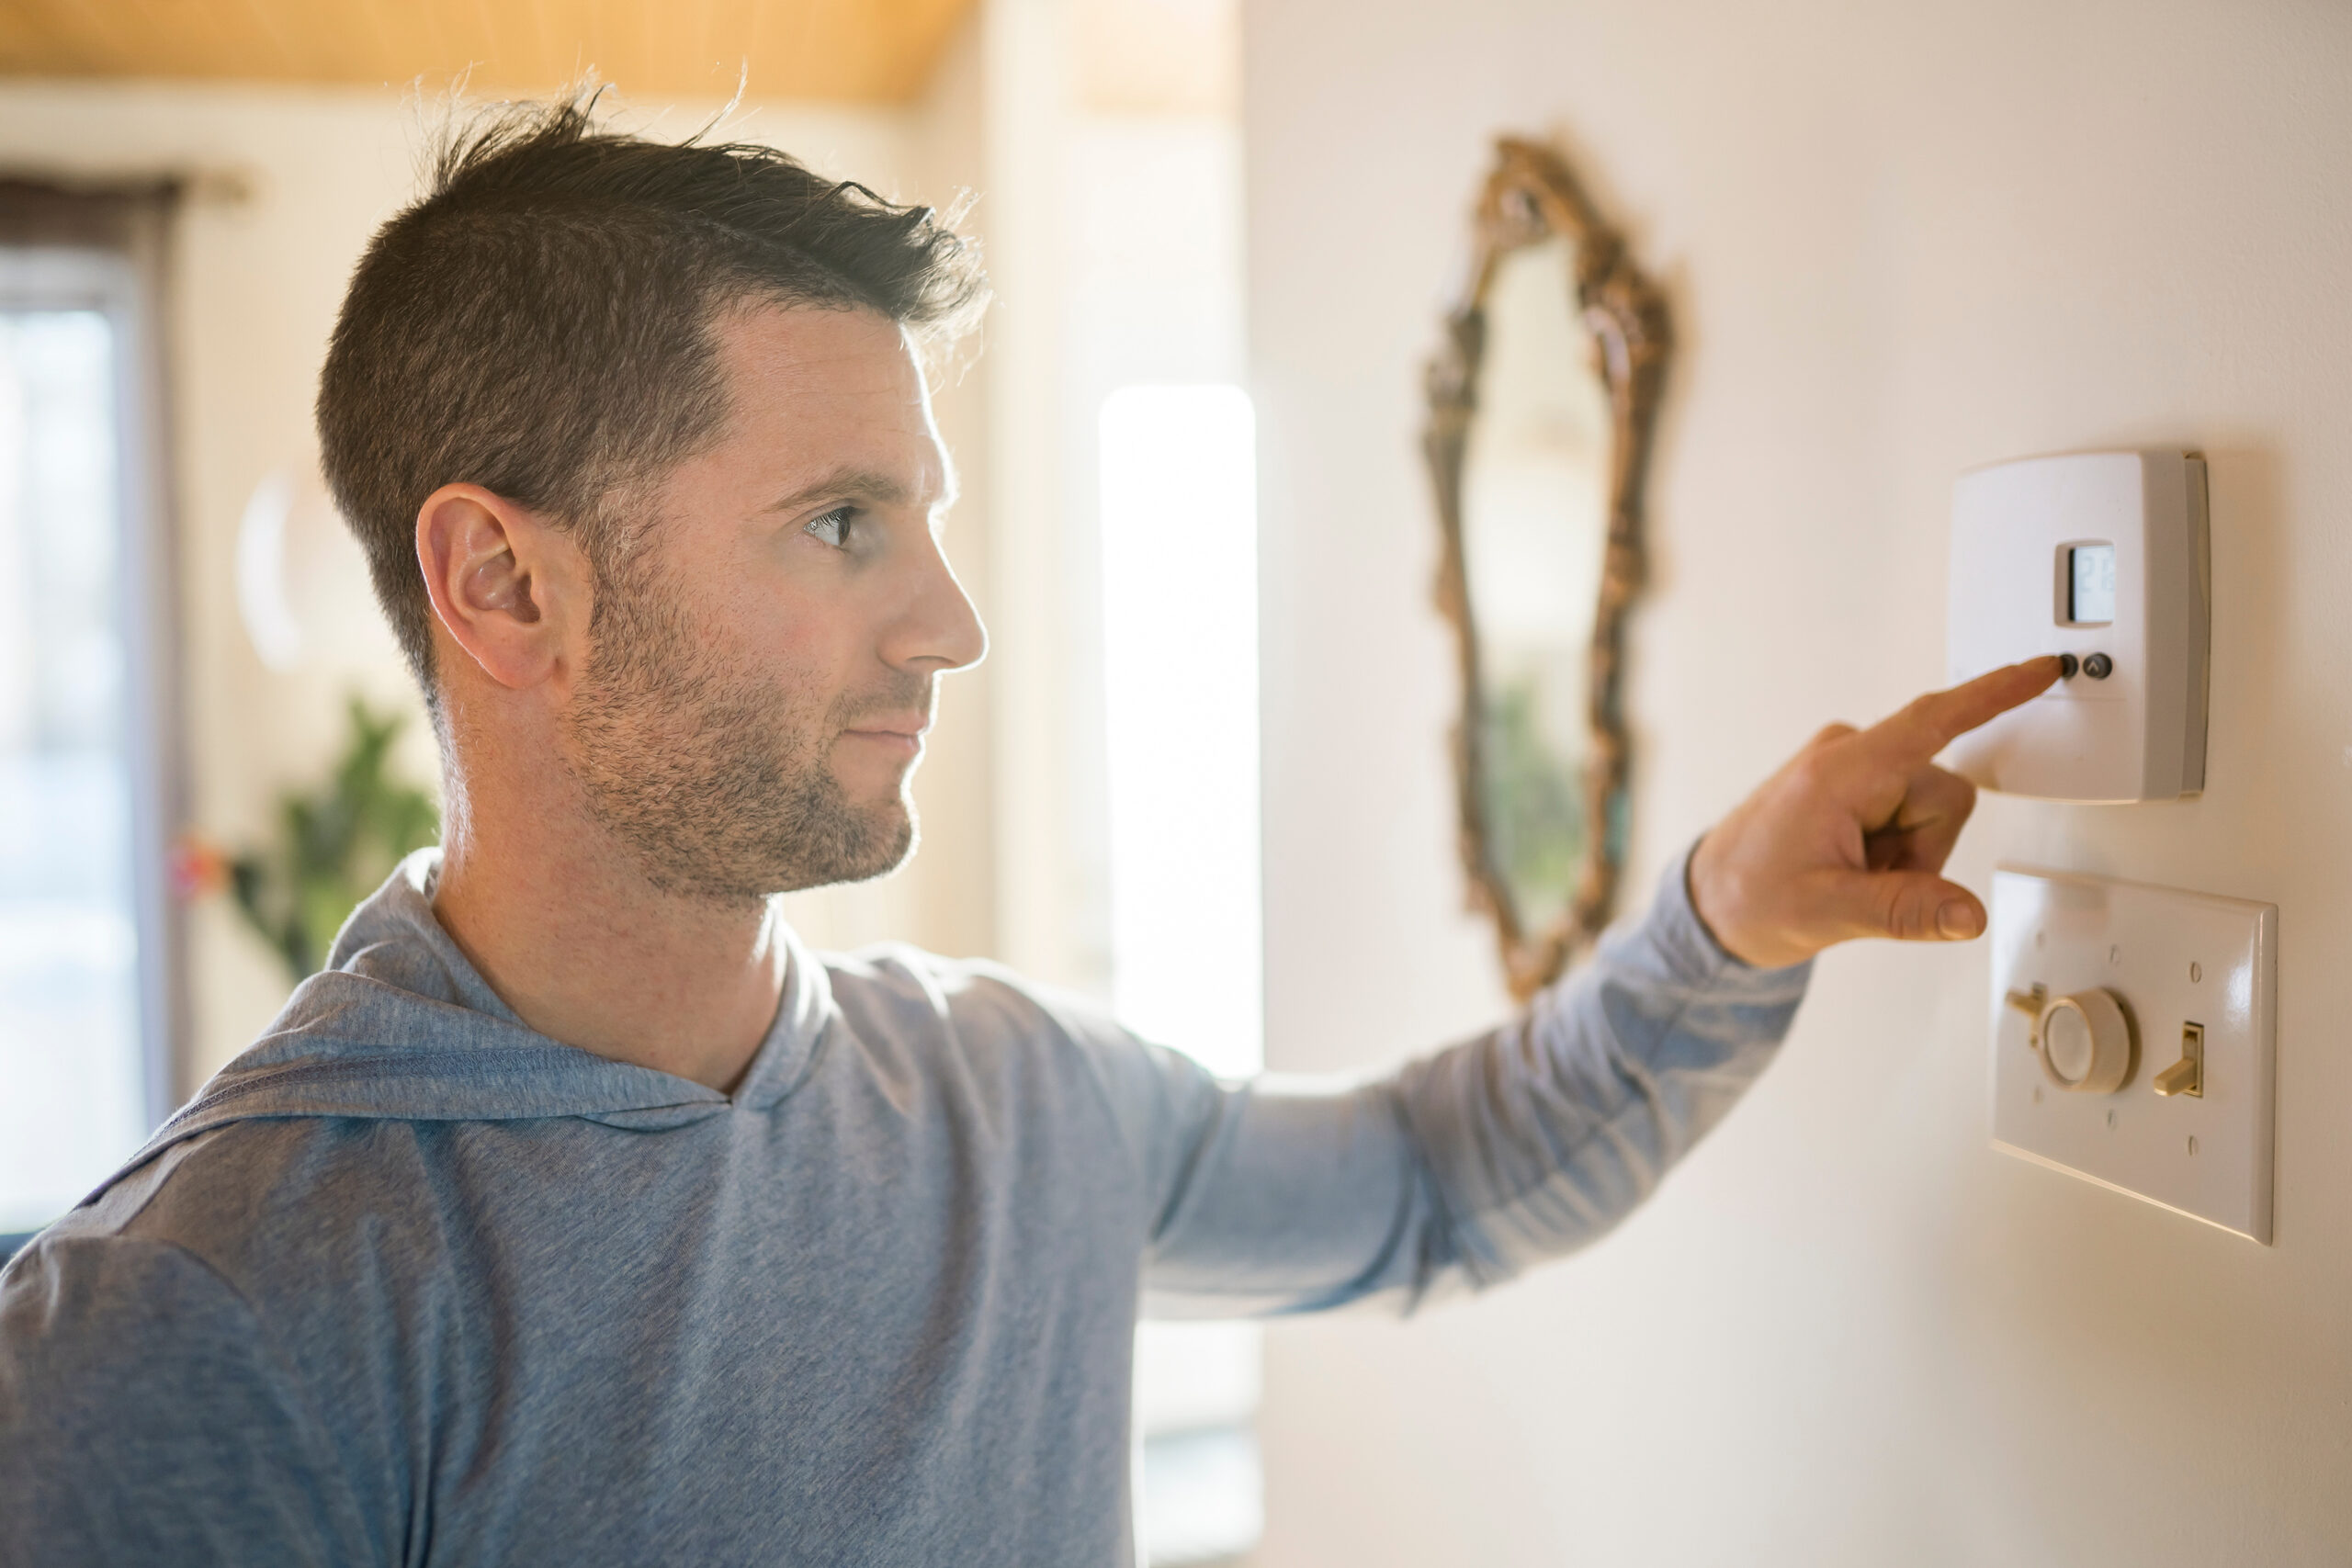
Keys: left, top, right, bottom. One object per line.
{"left": 1988, "top": 866, "right": 2277, "bottom": 1243}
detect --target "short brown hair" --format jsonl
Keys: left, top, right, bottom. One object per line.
{"left": 317, "top": 94, "right": 986, "bottom": 696}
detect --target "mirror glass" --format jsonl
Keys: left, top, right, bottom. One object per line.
{"left": 1457, "top": 235, "right": 1613, "bottom": 937}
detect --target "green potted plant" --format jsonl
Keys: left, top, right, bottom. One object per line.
{"left": 198, "top": 697, "right": 440, "bottom": 983}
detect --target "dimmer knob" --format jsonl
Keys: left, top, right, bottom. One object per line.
{"left": 2035, "top": 987, "right": 2133, "bottom": 1095}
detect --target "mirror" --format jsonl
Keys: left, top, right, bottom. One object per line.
{"left": 1423, "top": 139, "right": 1669, "bottom": 1000}
{"left": 1461, "top": 236, "right": 1609, "bottom": 944}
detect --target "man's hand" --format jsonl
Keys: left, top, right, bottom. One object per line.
{"left": 1688, "top": 658, "right": 2063, "bottom": 968}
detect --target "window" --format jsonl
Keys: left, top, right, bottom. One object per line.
{"left": 1101, "top": 385, "right": 1264, "bottom": 1565}
{"left": 0, "top": 189, "right": 181, "bottom": 1247}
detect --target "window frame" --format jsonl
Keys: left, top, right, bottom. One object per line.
{"left": 0, "top": 181, "right": 188, "bottom": 1145}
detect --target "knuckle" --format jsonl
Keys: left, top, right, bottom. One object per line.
{"left": 1884, "top": 886, "right": 1928, "bottom": 940}
{"left": 1911, "top": 766, "right": 1973, "bottom": 818}
{"left": 1901, "top": 696, "right": 1954, "bottom": 742}
{"left": 1789, "top": 754, "right": 1837, "bottom": 796}
{"left": 1903, "top": 690, "right": 1949, "bottom": 722}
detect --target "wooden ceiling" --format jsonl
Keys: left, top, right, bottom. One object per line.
{"left": 0, "top": 0, "right": 981, "bottom": 104}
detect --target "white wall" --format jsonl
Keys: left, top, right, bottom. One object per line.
{"left": 1243, "top": 0, "right": 2352, "bottom": 1562}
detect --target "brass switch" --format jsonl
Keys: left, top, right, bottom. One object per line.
{"left": 2005, "top": 985, "right": 2048, "bottom": 1043}
{"left": 2154, "top": 1022, "right": 2204, "bottom": 1099}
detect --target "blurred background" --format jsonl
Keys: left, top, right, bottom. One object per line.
{"left": 3, "top": 1, "right": 2351, "bottom": 1564}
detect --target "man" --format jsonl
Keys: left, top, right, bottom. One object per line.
{"left": 0, "top": 99, "right": 2056, "bottom": 1564}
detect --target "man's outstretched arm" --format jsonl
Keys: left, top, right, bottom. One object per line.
{"left": 1125, "top": 660, "right": 2062, "bottom": 1316}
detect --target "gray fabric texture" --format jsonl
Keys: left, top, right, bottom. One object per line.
{"left": 0, "top": 843, "right": 1809, "bottom": 1566}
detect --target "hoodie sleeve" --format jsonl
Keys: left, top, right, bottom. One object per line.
{"left": 0, "top": 1233, "right": 371, "bottom": 1568}
{"left": 1111, "top": 842, "right": 1813, "bottom": 1316}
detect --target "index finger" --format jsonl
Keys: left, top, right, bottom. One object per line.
{"left": 1862, "top": 657, "right": 2064, "bottom": 762}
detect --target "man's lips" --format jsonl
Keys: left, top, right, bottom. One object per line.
{"left": 841, "top": 718, "right": 929, "bottom": 755}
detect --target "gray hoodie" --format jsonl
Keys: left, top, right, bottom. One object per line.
{"left": 0, "top": 846, "right": 1807, "bottom": 1566}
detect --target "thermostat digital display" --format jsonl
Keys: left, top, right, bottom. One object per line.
{"left": 2067, "top": 543, "right": 2116, "bottom": 625}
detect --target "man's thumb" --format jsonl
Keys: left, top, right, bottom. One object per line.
{"left": 1828, "top": 869, "right": 1985, "bottom": 943}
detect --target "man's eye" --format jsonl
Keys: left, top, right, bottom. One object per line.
{"left": 805, "top": 505, "right": 856, "bottom": 548}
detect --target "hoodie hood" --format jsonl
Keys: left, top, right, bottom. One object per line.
{"left": 107, "top": 850, "right": 839, "bottom": 1194}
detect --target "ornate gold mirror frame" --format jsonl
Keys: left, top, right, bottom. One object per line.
{"left": 1422, "top": 138, "right": 1670, "bottom": 1001}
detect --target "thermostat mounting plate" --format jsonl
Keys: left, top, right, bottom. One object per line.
{"left": 1946, "top": 450, "right": 2209, "bottom": 803}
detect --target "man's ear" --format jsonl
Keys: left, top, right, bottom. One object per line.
{"left": 414, "top": 483, "right": 592, "bottom": 694}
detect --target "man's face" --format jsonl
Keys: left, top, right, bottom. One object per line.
{"left": 558, "top": 302, "right": 986, "bottom": 902}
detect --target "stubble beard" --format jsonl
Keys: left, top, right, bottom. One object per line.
{"left": 559, "top": 556, "right": 926, "bottom": 904}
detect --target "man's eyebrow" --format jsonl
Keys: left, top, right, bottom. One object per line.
{"left": 764, "top": 466, "right": 958, "bottom": 514}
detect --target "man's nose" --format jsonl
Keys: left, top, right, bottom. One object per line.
{"left": 886, "top": 533, "right": 988, "bottom": 673}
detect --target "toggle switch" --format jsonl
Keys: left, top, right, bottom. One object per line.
{"left": 2154, "top": 1022, "right": 2204, "bottom": 1098}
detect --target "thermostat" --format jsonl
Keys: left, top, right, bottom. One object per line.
{"left": 1945, "top": 450, "right": 2210, "bottom": 803}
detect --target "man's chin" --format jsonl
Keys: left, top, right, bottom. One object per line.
{"left": 832, "top": 739, "right": 926, "bottom": 800}
{"left": 775, "top": 800, "right": 916, "bottom": 895}
{"left": 863, "top": 803, "right": 919, "bottom": 879}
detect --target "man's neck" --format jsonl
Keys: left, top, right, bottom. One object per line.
{"left": 428, "top": 756, "right": 787, "bottom": 1096}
